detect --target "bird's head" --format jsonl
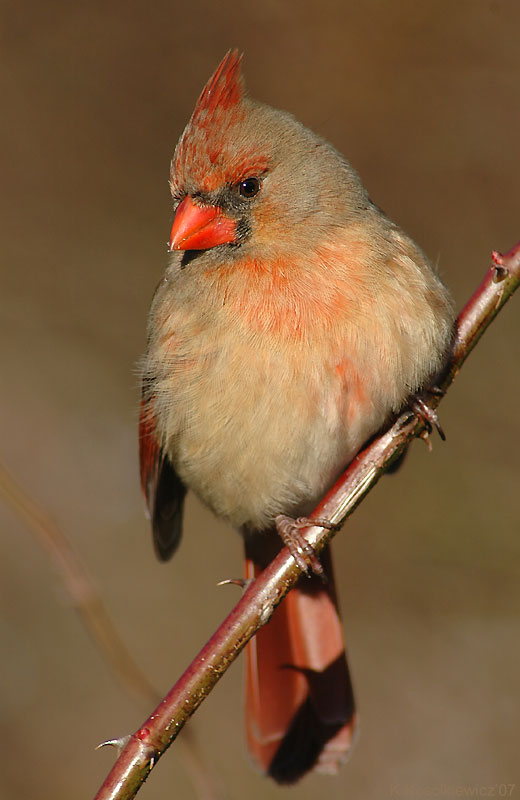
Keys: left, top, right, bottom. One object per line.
{"left": 167, "top": 51, "right": 368, "bottom": 260}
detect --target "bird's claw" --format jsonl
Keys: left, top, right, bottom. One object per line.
{"left": 275, "top": 515, "right": 337, "bottom": 576}
{"left": 410, "top": 395, "right": 446, "bottom": 441}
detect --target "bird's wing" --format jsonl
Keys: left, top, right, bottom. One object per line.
{"left": 139, "top": 392, "right": 186, "bottom": 561}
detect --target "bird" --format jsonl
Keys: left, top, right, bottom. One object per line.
{"left": 139, "top": 50, "right": 454, "bottom": 783}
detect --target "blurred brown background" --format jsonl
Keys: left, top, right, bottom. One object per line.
{"left": 1, "top": 1, "right": 519, "bottom": 798}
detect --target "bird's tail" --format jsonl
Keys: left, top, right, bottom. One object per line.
{"left": 244, "top": 534, "right": 356, "bottom": 783}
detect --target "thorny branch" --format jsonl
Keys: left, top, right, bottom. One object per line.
{"left": 94, "top": 242, "right": 520, "bottom": 800}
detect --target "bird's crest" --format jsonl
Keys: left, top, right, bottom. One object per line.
{"left": 191, "top": 49, "right": 244, "bottom": 125}
{"left": 172, "top": 50, "right": 251, "bottom": 192}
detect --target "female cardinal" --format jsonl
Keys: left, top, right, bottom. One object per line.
{"left": 139, "top": 51, "right": 454, "bottom": 783}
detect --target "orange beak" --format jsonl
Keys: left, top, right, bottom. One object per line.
{"left": 168, "top": 195, "right": 237, "bottom": 251}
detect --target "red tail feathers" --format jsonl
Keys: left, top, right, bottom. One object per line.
{"left": 244, "top": 540, "right": 356, "bottom": 783}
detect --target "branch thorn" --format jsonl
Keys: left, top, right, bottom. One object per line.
{"left": 217, "top": 577, "right": 250, "bottom": 588}
{"left": 96, "top": 735, "right": 132, "bottom": 755}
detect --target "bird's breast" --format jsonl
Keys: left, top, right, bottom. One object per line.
{"left": 146, "top": 256, "right": 389, "bottom": 529}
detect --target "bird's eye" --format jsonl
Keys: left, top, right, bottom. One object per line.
{"left": 238, "top": 177, "right": 261, "bottom": 199}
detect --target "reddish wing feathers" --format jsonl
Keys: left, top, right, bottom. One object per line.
{"left": 139, "top": 397, "right": 160, "bottom": 505}
{"left": 139, "top": 396, "right": 186, "bottom": 561}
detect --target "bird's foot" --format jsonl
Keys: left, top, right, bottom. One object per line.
{"left": 275, "top": 515, "right": 337, "bottom": 576}
{"left": 410, "top": 392, "right": 446, "bottom": 442}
